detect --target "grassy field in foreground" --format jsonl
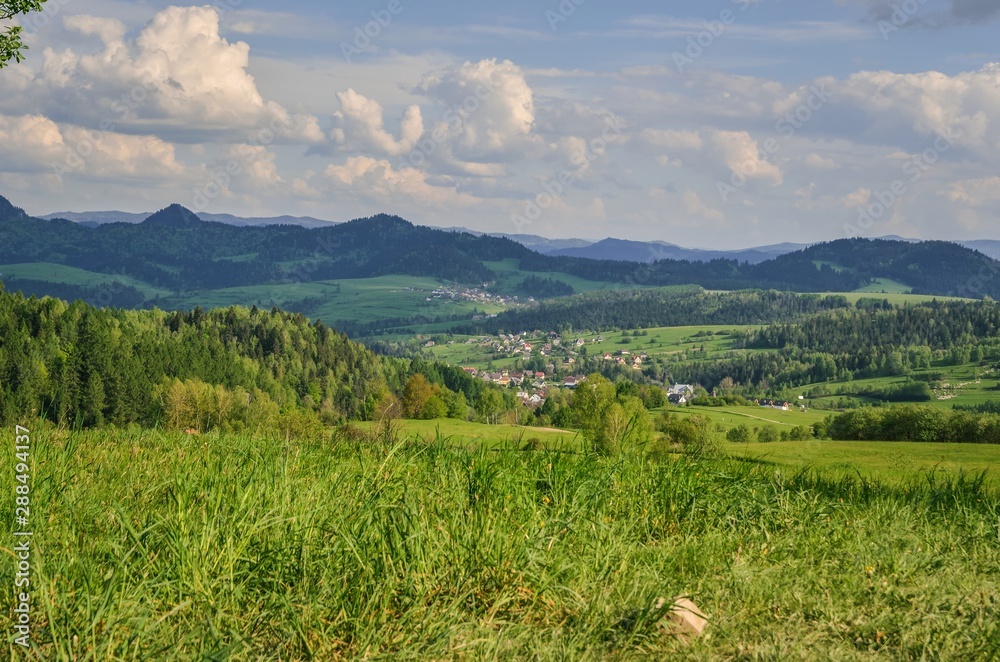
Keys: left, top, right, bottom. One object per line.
{"left": 356, "top": 418, "right": 581, "bottom": 449}
{"left": 727, "top": 439, "right": 1000, "bottom": 486}
{"left": 2, "top": 426, "right": 997, "bottom": 659}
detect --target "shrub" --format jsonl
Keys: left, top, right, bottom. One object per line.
{"left": 757, "top": 425, "right": 780, "bottom": 443}
{"left": 726, "top": 424, "right": 752, "bottom": 444}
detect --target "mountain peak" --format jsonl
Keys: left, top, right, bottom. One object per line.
{"left": 0, "top": 195, "right": 27, "bottom": 220}
{"left": 142, "top": 204, "right": 202, "bottom": 227}
{"left": 346, "top": 214, "right": 415, "bottom": 233}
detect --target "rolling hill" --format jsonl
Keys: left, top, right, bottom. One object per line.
{"left": 41, "top": 209, "right": 339, "bottom": 228}
{"left": 3, "top": 195, "right": 1000, "bottom": 332}
{"left": 547, "top": 238, "right": 783, "bottom": 264}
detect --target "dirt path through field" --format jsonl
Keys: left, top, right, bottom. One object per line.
{"left": 720, "top": 409, "right": 795, "bottom": 426}
{"left": 523, "top": 426, "right": 577, "bottom": 434}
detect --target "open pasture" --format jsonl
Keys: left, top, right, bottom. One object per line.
{"left": 2, "top": 425, "right": 996, "bottom": 659}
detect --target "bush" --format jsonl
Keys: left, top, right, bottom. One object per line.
{"left": 757, "top": 425, "right": 780, "bottom": 443}
{"left": 656, "top": 413, "right": 721, "bottom": 457}
{"left": 726, "top": 424, "right": 752, "bottom": 444}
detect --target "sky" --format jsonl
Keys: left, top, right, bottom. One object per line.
{"left": 1, "top": 0, "right": 999, "bottom": 248}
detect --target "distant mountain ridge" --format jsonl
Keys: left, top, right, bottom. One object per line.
{"left": 2, "top": 194, "right": 1000, "bottom": 301}
{"left": 41, "top": 209, "right": 339, "bottom": 228}
{"left": 547, "top": 238, "right": 793, "bottom": 265}
{"left": 959, "top": 240, "right": 1000, "bottom": 261}
{"left": 0, "top": 196, "right": 26, "bottom": 220}
{"left": 26, "top": 199, "right": 1000, "bottom": 262}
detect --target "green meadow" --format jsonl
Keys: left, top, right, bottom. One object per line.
{"left": 356, "top": 418, "right": 580, "bottom": 449}
{"left": 483, "top": 259, "right": 632, "bottom": 295}
{"left": 658, "top": 404, "right": 830, "bottom": 431}
{"left": 2, "top": 424, "right": 996, "bottom": 659}
{"left": 727, "top": 439, "right": 1000, "bottom": 487}
{"left": 0, "top": 263, "right": 172, "bottom": 298}
{"left": 167, "top": 275, "right": 508, "bottom": 327}
{"left": 802, "top": 363, "right": 1000, "bottom": 411}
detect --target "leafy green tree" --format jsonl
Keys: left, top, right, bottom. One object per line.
{"left": 571, "top": 373, "right": 616, "bottom": 443}
{"left": 402, "top": 374, "right": 433, "bottom": 419}
{"left": 639, "top": 385, "right": 667, "bottom": 409}
{"left": 82, "top": 372, "right": 106, "bottom": 427}
{"left": 595, "top": 395, "right": 652, "bottom": 455}
{"left": 1, "top": 1, "right": 46, "bottom": 68}
{"left": 476, "top": 388, "right": 505, "bottom": 425}
{"left": 445, "top": 389, "right": 468, "bottom": 419}
{"left": 421, "top": 395, "right": 448, "bottom": 420}
{"left": 373, "top": 392, "right": 402, "bottom": 421}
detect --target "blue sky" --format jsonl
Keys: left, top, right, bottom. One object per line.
{"left": 1, "top": 0, "right": 999, "bottom": 247}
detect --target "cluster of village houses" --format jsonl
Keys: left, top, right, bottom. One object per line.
{"left": 438, "top": 331, "right": 796, "bottom": 412}
{"left": 422, "top": 286, "right": 524, "bottom": 309}
{"left": 599, "top": 349, "right": 647, "bottom": 370}
{"left": 442, "top": 332, "right": 648, "bottom": 370}
{"left": 461, "top": 367, "right": 590, "bottom": 408}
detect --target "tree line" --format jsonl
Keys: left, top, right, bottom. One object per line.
{"left": 825, "top": 406, "right": 1000, "bottom": 444}
{"left": 457, "top": 289, "right": 854, "bottom": 336}
{"left": 0, "top": 287, "right": 515, "bottom": 432}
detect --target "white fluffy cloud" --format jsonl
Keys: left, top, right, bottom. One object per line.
{"left": 325, "top": 156, "right": 481, "bottom": 209}
{"left": 410, "top": 58, "right": 546, "bottom": 164}
{"left": 805, "top": 153, "right": 840, "bottom": 169}
{"left": 643, "top": 127, "right": 782, "bottom": 186}
{"left": 225, "top": 145, "right": 284, "bottom": 191}
{"left": 0, "top": 7, "right": 322, "bottom": 143}
{"left": 642, "top": 129, "right": 704, "bottom": 151}
{"left": 819, "top": 64, "right": 1000, "bottom": 153}
{"left": 330, "top": 89, "right": 424, "bottom": 157}
{"left": 0, "top": 114, "right": 185, "bottom": 180}
{"left": 944, "top": 177, "right": 1000, "bottom": 207}
{"left": 710, "top": 129, "right": 783, "bottom": 186}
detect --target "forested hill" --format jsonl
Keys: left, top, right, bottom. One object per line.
{"left": 2, "top": 196, "right": 1000, "bottom": 298}
{"left": 0, "top": 195, "right": 26, "bottom": 219}
{"left": 789, "top": 239, "right": 999, "bottom": 299}
{"left": 0, "top": 286, "right": 404, "bottom": 426}
{"left": 0, "top": 203, "right": 532, "bottom": 288}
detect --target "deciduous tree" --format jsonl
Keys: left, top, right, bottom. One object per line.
{"left": 1, "top": 1, "right": 47, "bottom": 68}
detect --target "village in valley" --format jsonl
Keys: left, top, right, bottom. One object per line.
{"left": 417, "top": 326, "right": 798, "bottom": 411}
{"left": 423, "top": 285, "right": 526, "bottom": 312}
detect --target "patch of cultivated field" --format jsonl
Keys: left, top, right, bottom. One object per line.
{"left": 166, "top": 281, "right": 339, "bottom": 310}
{"left": 5, "top": 425, "right": 996, "bottom": 658}
{"left": 727, "top": 439, "right": 1000, "bottom": 486}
